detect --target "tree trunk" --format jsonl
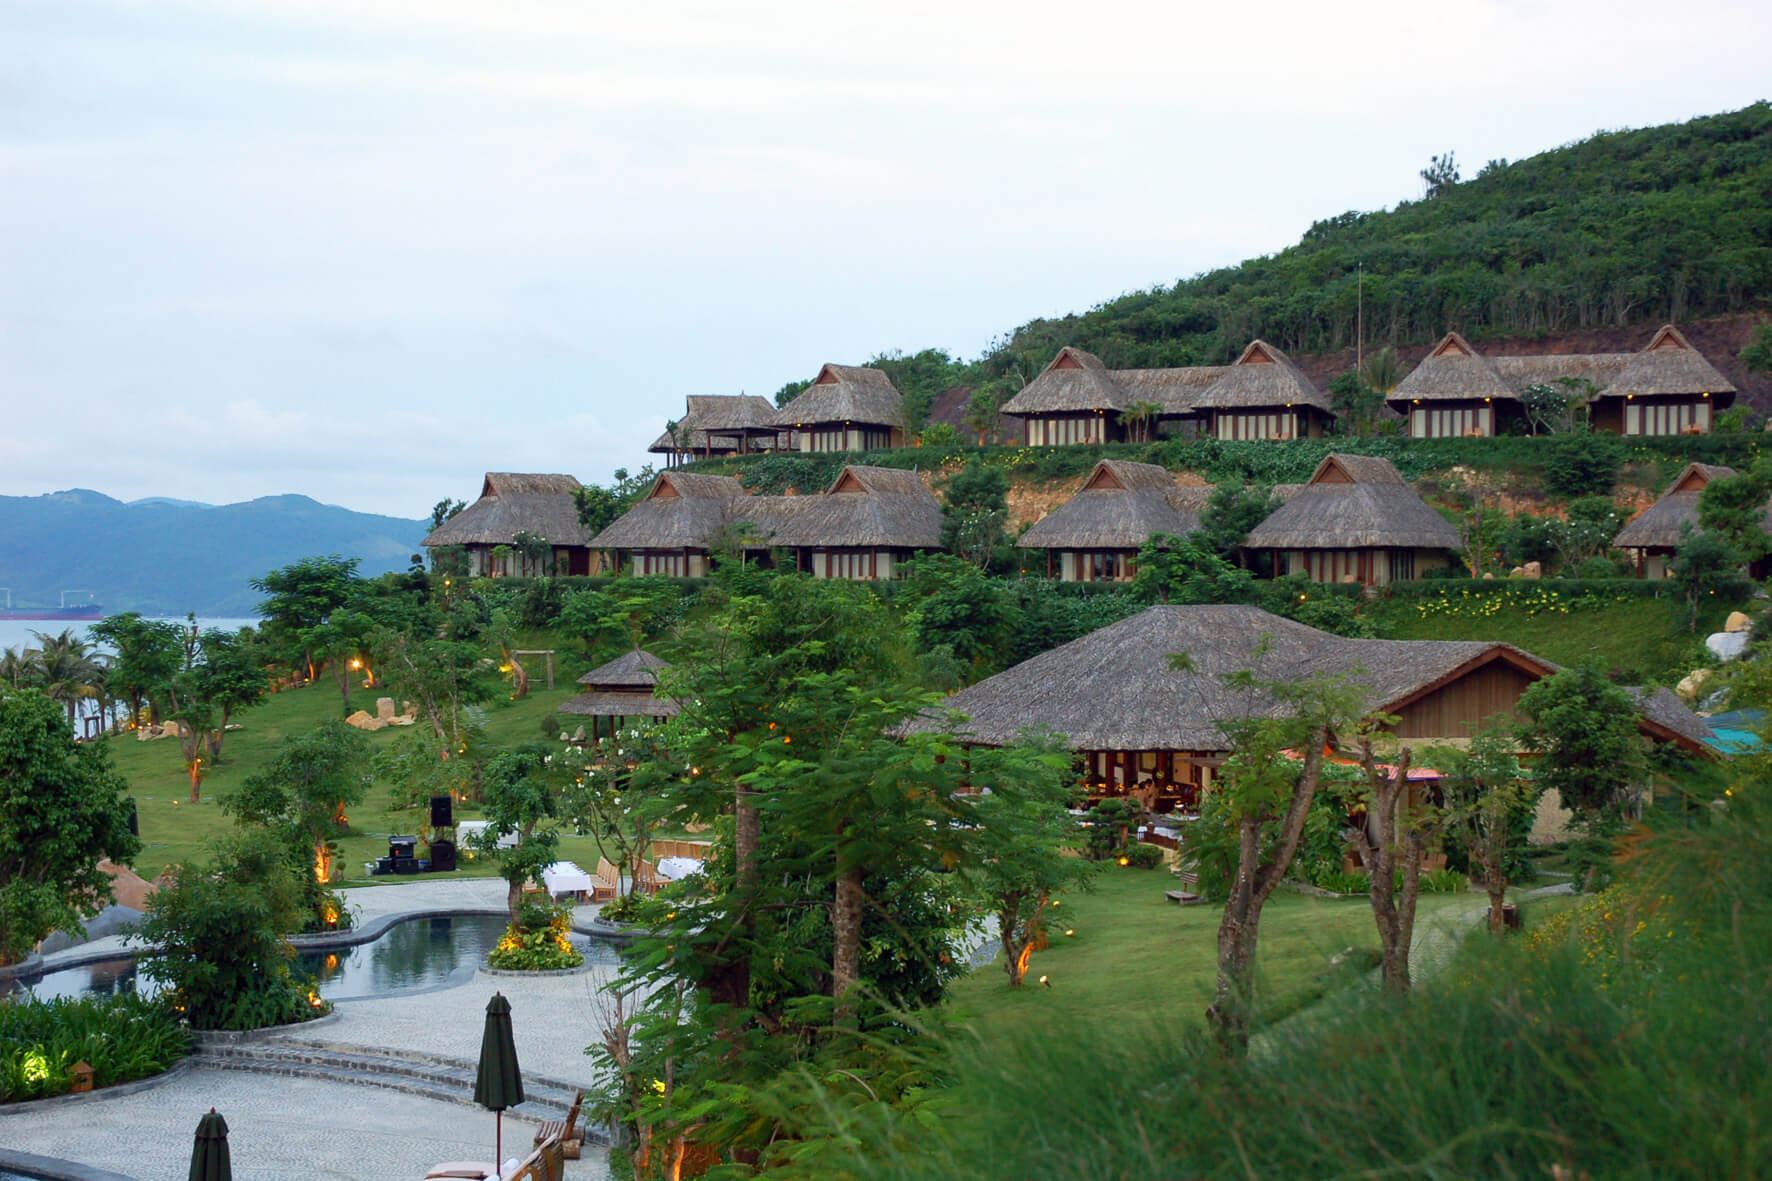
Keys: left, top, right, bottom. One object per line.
{"left": 831, "top": 869, "right": 865, "bottom": 1009}
{"left": 1359, "top": 744, "right": 1416, "bottom": 995}
{"left": 1207, "top": 729, "right": 1327, "bottom": 1054}
{"left": 333, "top": 660, "right": 351, "bottom": 714}
{"left": 999, "top": 892, "right": 1049, "bottom": 988}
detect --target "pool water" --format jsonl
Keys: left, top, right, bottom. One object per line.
{"left": 5, "top": 913, "right": 619, "bottom": 1003}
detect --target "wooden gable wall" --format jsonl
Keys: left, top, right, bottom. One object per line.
{"left": 1389, "top": 660, "right": 1539, "bottom": 739}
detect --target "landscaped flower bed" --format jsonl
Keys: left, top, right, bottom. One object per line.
{"left": 0, "top": 994, "right": 190, "bottom": 1103}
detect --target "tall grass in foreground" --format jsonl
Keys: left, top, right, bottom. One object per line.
{"left": 820, "top": 797, "right": 1772, "bottom": 1180}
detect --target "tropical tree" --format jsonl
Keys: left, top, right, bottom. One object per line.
{"left": 89, "top": 613, "right": 183, "bottom": 727}
{"left": 1420, "top": 150, "right": 1460, "bottom": 198}
{"left": 1429, "top": 720, "right": 1540, "bottom": 933}
{"left": 1698, "top": 458, "right": 1772, "bottom": 567}
{"left": 510, "top": 529, "right": 554, "bottom": 577}
{"left": 1117, "top": 399, "right": 1163, "bottom": 443}
{"left": 225, "top": 722, "right": 371, "bottom": 915}
{"left": 939, "top": 461, "right": 1010, "bottom": 570}
{"left": 0, "top": 687, "right": 140, "bottom": 965}
{"left": 1669, "top": 526, "right": 1750, "bottom": 633}
{"left": 477, "top": 743, "right": 566, "bottom": 922}
{"left": 1351, "top": 732, "right": 1427, "bottom": 994}
{"left": 969, "top": 758, "right": 1093, "bottom": 987}
{"left": 251, "top": 555, "right": 364, "bottom": 681}
{"left": 29, "top": 629, "right": 105, "bottom": 727}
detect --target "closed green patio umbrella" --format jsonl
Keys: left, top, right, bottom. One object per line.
{"left": 474, "top": 991, "right": 525, "bottom": 1167}
{"left": 188, "top": 1108, "right": 231, "bottom": 1181}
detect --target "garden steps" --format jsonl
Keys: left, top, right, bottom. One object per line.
{"left": 192, "top": 1036, "right": 589, "bottom": 1128}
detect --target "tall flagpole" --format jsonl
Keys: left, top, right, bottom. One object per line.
{"left": 1356, "top": 262, "right": 1364, "bottom": 378}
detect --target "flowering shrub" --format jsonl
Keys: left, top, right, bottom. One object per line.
{"left": 1408, "top": 584, "right": 1644, "bottom": 621}
{"left": 488, "top": 904, "right": 584, "bottom": 971}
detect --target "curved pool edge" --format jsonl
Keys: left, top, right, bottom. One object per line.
{"left": 287, "top": 905, "right": 511, "bottom": 951}
{"left": 0, "top": 1149, "right": 137, "bottom": 1181}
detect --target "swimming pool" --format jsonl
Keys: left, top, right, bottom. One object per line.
{"left": 5, "top": 913, "right": 620, "bottom": 1003}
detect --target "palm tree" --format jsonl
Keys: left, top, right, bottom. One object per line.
{"left": 1117, "top": 400, "right": 1163, "bottom": 444}
{"left": 31, "top": 629, "right": 105, "bottom": 726}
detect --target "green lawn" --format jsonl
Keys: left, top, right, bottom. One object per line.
{"left": 1363, "top": 593, "right": 1710, "bottom": 683}
{"left": 947, "top": 868, "right": 1480, "bottom": 1035}
{"left": 104, "top": 672, "right": 626, "bottom": 882}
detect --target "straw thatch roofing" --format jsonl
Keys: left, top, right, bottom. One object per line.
{"left": 1017, "top": 461, "right": 1211, "bottom": 550}
{"left": 1190, "top": 340, "right": 1333, "bottom": 413}
{"left": 1601, "top": 324, "right": 1738, "bottom": 400}
{"left": 1610, "top": 463, "right": 1772, "bottom": 550}
{"left": 999, "top": 347, "right": 1231, "bottom": 418}
{"left": 898, "top": 604, "right": 1712, "bottom": 753}
{"left": 587, "top": 472, "right": 748, "bottom": 550}
{"left": 649, "top": 395, "right": 782, "bottom": 454}
{"left": 1388, "top": 332, "right": 1518, "bottom": 406}
{"left": 590, "top": 465, "right": 940, "bottom": 553}
{"left": 772, "top": 364, "right": 903, "bottom": 428}
{"left": 1243, "top": 455, "right": 1460, "bottom": 551}
{"left": 576, "top": 648, "right": 671, "bottom": 690}
{"left": 1491, "top": 353, "right": 1633, "bottom": 394}
{"left": 423, "top": 473, "right": 594, "bottom": 548}
{"left": 562, "top": 648, "right": 680, "bottom": 718}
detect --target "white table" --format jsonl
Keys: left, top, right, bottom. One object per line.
{"left": 542, "top": 861, "right": 595, "bottom": 900}
{"left": 455, "top": 820, "right": 518, "bottom": 850}
{"left": 655, "top": 856, "right": 704, "bottom": 881}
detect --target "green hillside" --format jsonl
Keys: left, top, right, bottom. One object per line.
{"left": 798, "top": 103, "right": 1772, "bottom": 414}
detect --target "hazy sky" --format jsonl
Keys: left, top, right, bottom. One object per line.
{"left": 3, "top": 1, "right": 1768, "bottom": 517}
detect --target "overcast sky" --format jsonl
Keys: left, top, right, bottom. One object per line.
{"left": 3, "top": 1, "right": 1768, "bottom": 518}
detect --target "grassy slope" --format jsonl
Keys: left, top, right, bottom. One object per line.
{"left": 107, "top": 663, "right": 624, "bottom": 882}
{"left": 946, "top": 868, "right": 1476, "bottom": 1035}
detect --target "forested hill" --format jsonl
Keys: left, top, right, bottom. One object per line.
{"left": 0, "top": 490, "right": 426, "bottom": 617}
{"left": 843, "top": 103, "right": 1772, "bottom": 416}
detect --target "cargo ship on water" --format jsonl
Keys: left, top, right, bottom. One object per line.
{"left": 0, "top": 591, "right": 103, "bottom": 621}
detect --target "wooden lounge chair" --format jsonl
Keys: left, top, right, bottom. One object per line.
{"left": 426, "top": 1132, "right": 565, "bottom": 1181}
{"left": 634, "top": 858, "right": 664, "bottom": 895}
{"left": 591, "top": 859, "right": 620, "bottom": 903}
{"left": 535, "top": 1089, "right": 585, "bottom": 1159}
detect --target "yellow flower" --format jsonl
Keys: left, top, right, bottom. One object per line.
{"left": 652, "top": 1079, "right": 667, "bottom": 1095}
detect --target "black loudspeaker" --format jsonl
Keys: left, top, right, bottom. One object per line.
{"left": 429, "top": 839, "right": 456, "bottom": 872}
{"left": 430, "top": 794, "right": 453, "bottom": 828}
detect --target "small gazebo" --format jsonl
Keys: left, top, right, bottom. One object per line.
{"left": 559, "top": 649, "right": 679, "bottom": 742}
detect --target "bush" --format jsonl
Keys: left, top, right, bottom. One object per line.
{"left": 0, "top": 994, "right": 190, "bottom": 1103}
{"left": 1118, "top": 843, "right": 1166, "bottom": 870}
{"left": 1544, "top": 432, "right": 1624, "bottom": 498}
{"left": 1420, "top": 868, "right": 1471, "bottom": 894}
{"left": 488, "top": 903, "right": 584, "bottom": 971}
{"left": 1314, "top": 870, "right": 1370, "bottom": 896}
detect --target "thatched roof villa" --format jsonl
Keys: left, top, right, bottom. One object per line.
{"left": 589, "top": 464, "right": 940, "bottom": 580}
{"left": 898, "top": 603, "right": 1713, "bottom": 814}
{"left": 559, "top": 648, "right": 679, "bottom": 741}
{"left": 1188, "top": 340, "right": 1335, "bottom": 441}
{"left": 771, "top": 364, "right": 906, "bottom": 452}
{"left": 1015, "top": 459, "right": 1212, "bottom": 581}
{"left": 421, "top": 473, "right": 602, "bottom": 577}
{"left": 1242, "top": 454, "right": 1461, "bottom": 585}
{"left": 1386, "top": 324, "right": 1735, "bottom": 438}
{"left": 998, "top": 346, "right": 1227, "bottom": 446}
{"left": 1612, "top": 463, "right": 1772, "bottom": 578}
{"left": 649, "top": 395, "right": 784, "bottom": 467}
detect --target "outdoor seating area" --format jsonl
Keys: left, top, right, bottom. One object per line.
{"left": 539, "top": 861, "right": 595, "bottom": 902}
{"left": 425, "top": 1131, "right": 568, "bottom": 1181}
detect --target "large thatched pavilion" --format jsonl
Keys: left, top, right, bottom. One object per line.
{"left": 558, "top": 648, "right": 679, "bottom": 742}
{"left": 1387, "top": 331, "right": 1522, "bottom": 438}
{"left": 1188, "top": 340, "right": 1335, "bottom": 441}
{"left": 771, "top": 364, "right": 906, "bottom": 452}
{"left": 899, "top": 604, "right": 1713, "bottom": 814}
{"left": 649, "top": 395, "right": 784, "bottom": 467}
{"left": 590, "top": 464, "right": 940, "bottom": 580}
{"left": 1587, "top": 324, "right": 1737, "bottom": 436}
{"left": 1015, "top": 459, "right": 1211, "bottom": 581}
{"left": 998, "top": 346, "right": 1227, "bottom": 446}
{"left": 1612, "top": 463, "right": 1771, "bottom": 578}
{"left": 1242, "top": 454, "right": 1461, "bottom": 585}
{"left": 421, "top": 473, "right": 602, "bottom": 577}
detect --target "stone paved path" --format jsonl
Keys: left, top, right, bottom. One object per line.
{"left": 3, "top": 878, "right": 618, "bottom": 1180}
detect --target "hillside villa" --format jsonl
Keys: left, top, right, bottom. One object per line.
{"left": 1015, "top": 459, "right": 1212, "bottom": 581}
{"left": 1612, "top": 462, "right": 1772, "bottom": 578}
{"left": 899, "top": 603, "right": 1713, "bottom": 816}
{"left": 1387, "top": 324, "right": 1737, "bottom": 438}
{"left": 649, "top": 395, "right": 784, "bottom": 466}
{"left": 771, "top": 364, "right": 907, "bottom": 452}
{"left": 1189, "top": 340, "right": 1336, "bottom": 441}
{"left": 420, "top": 473, "right": 602, "bottom": 577}
{"left": 998, "top": 346, "right": 1228, "bottom": 446}
{"left": 589, "top": 464, "right": 940, "bottom": 580}
{"left": 1241, "top": 454, "right": 1461, "bottom": 585}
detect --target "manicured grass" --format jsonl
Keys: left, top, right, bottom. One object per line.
{"left": 104, "top": 673, "right": 624, "bottom": 883}
{"left": 1362, "top": 593, "right": 1710, "bottom": 683}
{"left": 947, "top": 867, "right": 1479, "bottom": 1034}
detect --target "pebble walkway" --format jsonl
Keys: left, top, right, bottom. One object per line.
{"left": 3, "top": 879, "right": 619, "bottom": 1181}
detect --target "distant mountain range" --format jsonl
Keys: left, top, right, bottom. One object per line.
{"left": 0, "top": 489, "right": 429, "bottom": 617}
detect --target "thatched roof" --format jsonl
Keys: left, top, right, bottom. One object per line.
{"left": 1017, "top": 461, "right": 1210, "bottom": 550}
{"left": 1626, "top": 686, "right": 1717, "bottom": 749}
{"left": 1611, "top": 463, "right": 1767, "bottom": 550}
{"left": 999, "top": 347, "right": 1231, "bottom": 418}
{"left": 423, "top": 473, "right": 593, "bottom": 548}
{"left": 649, "top": 395, "right": 782, "bottom": 453}
{"left": 1388, "top": 332, "right": 1518, "bottom": 406}
{"left": 576, "top": 648, "right": 670, "bottom": 690}
{"left": 1492, "top": 353, "right": 1632, "bottom": 394}
{"left": 898, "top": 604, "right": 1711, "bottom": 753}
{"left": 558, "top": 690, "right": 681, "bottom": 719}
{"left": 1601, "top": 324, "right": 1738, "bottom": 400}
{"left": 592, "top": 465, "right": 939, "bottom": 552}
{"left": 587, "top": 472, "right": 748, "bottom": 550}
{"left": 1190, "top": 340, "right": 1333, "bottom": 413}
{"left": 772, "top": 364, "right": 903, "bottom": 428}
{"left": 1001, "top": 347, "right": 1128, "bottom": 415}
{"left": 1243, "top": 455, "right": 1460, "bottom": 551}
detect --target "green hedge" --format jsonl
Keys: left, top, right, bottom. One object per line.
{"left": 1377, "top": 577, "right": 1678, "bottom": 604}
{"left": 0, "top": 994, "right": 190, "bottom": 1103}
